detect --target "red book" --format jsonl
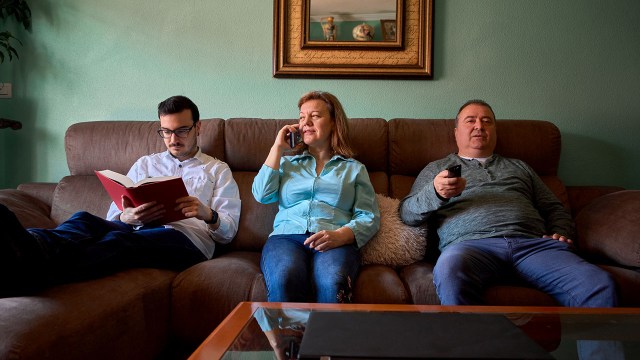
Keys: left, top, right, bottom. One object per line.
{"left": 95, "top": 170, "right": 189, "bottom": 224}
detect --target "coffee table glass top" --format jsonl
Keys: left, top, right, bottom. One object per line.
{"left": 190, "top": 302, "right": 640, "bottom": 359}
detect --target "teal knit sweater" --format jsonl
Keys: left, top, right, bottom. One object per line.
{"left": 399, "top": 154, "right": 575, "bottom": 251}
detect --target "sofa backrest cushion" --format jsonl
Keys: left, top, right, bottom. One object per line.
{"left": 227, "top": 171, "right": 280, "bottom": 252}
{"left": 349, "top": 118, "right": 389, "bottom": 195}
{"left": 388, "top": 119, "right": 561, "bottom": 176}
{"left": 224, "top": 118, "right": 388, "bottom": 172}
{"left": 64, "top": 119, "right": 225, "bottom": 175}
{"left": 389, "top": 119, "right": 457, "bottom": 176}
{"left": 388, "top": 119, "right": 569, "bottom": 209}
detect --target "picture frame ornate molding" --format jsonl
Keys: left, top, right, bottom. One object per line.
{"left": 273, "top": 0, "right": 433, "bottom": 79}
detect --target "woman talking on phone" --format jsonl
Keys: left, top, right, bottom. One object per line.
{"left": 252, "top": 91, "right": 380, "bottom": 303}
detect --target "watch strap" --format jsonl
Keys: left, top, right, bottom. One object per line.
{"left": 206, "top": 208, "right": 219, "bottom": 224}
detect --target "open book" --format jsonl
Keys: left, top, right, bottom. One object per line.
{"left": 95, "top": 170, "right": 189, "bottom": 224}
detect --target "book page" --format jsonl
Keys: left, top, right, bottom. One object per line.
{"left": 96, "top": 170, "right": 134, "bottom": 188}
{"left": 96, "top": 170, "right": 180, "bottom": 188}
{"left": 135, "top": 175, "right": 182, "bottom": 186}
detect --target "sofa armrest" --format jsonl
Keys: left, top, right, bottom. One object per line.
{"left": 566, "top": 185, "right": 624, "bottom": 219}
{"left": 575, "top": 190, "right": 640, "bottom": 268}
{"left": 17, "top": 182, "right": 57, "bottom": 207}
{"left": 0, "top": 188, "right": 58, "bottom": 229}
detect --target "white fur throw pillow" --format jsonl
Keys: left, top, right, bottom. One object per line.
{"left": 361, "top": 194, "right": 427, "bottom": 267}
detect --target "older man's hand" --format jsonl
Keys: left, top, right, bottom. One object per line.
{"left": 543, "top": 233, "right": 574, "bottom": 245}
{"left": 433, "top": 169, "right": 466, "bottom": 199}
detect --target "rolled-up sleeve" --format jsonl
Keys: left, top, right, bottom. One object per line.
{"left": 252, "top": 164, "right": 281, "bottom": 204}
{"left": 209, "top": 165, "right": 241, "bottom": 244}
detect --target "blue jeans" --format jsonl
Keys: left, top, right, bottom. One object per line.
{"left": 28, "top": 211, "right": 205, "bottom": 281}
{"left": 433, "top": 237, "right": 618, "bottom": 307}
{"left": 261, "top": 233, "right": 360, "bottom": 303}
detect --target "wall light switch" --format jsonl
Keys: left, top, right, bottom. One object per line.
{"left": 0, "top": 83, "right": 13, "bottom": 99}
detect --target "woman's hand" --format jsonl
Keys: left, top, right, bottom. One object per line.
{"left": 304, "top": 228, "right": 355, "bottom": 252}
{"left": 275, "top": 124, "right": 300, "bottom": 151}
{"left": 265, "top": 124, "right": 300, "bottom": 170}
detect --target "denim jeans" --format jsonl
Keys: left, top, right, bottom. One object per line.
{"left": 261, "top": 233, "right": 360, "bottom": 303}
{"left": 433, "top": 237, "right": 618, "bottom": 307}
{"left": 28, "top": 211, "right": 206, "bottom": 282}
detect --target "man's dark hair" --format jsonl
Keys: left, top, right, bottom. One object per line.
{"left": 455, "top": 99, "right": 495, "bottom": 126}
{"left": 157, "top": 95, "right": 200, "bottom": 124}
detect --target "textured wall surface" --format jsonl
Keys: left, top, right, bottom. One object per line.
{"left": 1, "top": 0, "right": 639, "bottom": 189}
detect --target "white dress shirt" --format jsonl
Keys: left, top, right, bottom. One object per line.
{"left": 106, "top": 149, "right": 241, "bottom": 259}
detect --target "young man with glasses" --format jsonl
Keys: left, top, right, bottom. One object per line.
{"left": 1, "top": 95, "right": 241, "bottom": 296}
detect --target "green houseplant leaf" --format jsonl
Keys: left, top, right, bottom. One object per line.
{"left": 0, "top": 0, "right": 31, "bottom": 64}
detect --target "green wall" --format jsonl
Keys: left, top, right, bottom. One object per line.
{"left": 1, "top": 0, "right": 639, "bottom": 189}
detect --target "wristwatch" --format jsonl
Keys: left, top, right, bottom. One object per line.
{"left": 206, "top": 208, "right": 219, "bottom": 225}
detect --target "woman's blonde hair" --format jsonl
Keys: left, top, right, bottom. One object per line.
{"left": 297, "top": 91, "right": 354, "bottom": 158}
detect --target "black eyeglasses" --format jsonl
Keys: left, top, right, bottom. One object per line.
{"left": 157, "top": 125, "right": 195, "bottom": 139}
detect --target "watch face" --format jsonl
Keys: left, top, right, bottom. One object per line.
{"left": 207, "top": 208, "right": 218, "bottom": 224}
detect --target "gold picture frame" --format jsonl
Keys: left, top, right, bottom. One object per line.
{"left": 273, "top": 0, "right": 434, "bottom": 79}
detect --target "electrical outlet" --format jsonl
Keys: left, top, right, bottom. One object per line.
{"left": 0, "top": 83, "right": 13, "bottom": 99}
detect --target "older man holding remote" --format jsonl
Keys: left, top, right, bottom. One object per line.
{"left": 399, "top": 99, "right": 618, "bottom": 308}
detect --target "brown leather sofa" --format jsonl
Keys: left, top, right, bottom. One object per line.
{"left": 1, "top": 118, "right": 638, "bottom": 359}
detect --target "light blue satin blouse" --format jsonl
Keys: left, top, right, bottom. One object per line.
{"left": 252, "top": 151, "right": 380, "bottom": 248}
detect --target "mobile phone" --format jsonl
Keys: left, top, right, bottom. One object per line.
{"left": 289, "top": 130, "right": 302, "bottom": 148}
{"left": 447, "top": 164, "right": 461, "bottom": 178}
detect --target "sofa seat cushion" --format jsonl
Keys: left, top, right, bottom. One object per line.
{"left": 171, "top": 252, "right": 266, "bottom": 349}
{"left": 398, "top": 261, "right": 440, "bottom": 305}
{"left": 484, "top": 285, "right": 559, "bottom": 306}
{"left": 399, "top": 262, "right": 560, "bottom": 307}
{"left": 0, "top": 268, "right": 176, "bottom": 360}
{"left": 597, "top": 264, "right": 640, "bottom": 307}
{"left": 354, "top": 264, "right": 411, "bottom": 304}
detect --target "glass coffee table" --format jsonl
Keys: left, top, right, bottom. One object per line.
{"left": 189, "top": 302, "right": 640, "bottom": 359}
